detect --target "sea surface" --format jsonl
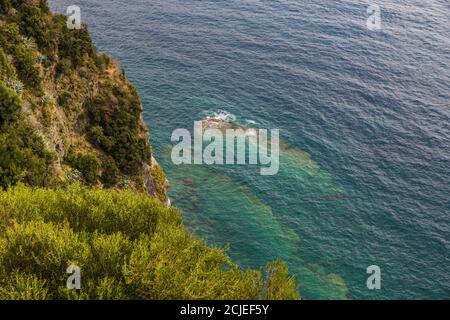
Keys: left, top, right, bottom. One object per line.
{"left": 49, "top": 0, "right": 450, "bottom": 299}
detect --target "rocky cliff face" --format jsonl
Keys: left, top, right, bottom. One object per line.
{"left": 0, "top": 0, "right": 168, "bottom": 202}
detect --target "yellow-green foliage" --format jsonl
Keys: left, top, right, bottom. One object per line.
{"left": 0, "top": 185, "right": 299, "bottom": 300}
{"left": 264, "top": 260, "right": 299, "bottom": 300}
{"left": 0, "top": 81, "right": 53, "bottom": 189}
{"left": 150, "top": 163, "right": 167, "bottom": 203}
{"left": 0, "top": 80, "right": 21, "bottom": 124}
{"left": 85, "top": 82, "right": 151, "bottom": 176}
{"left": 0, "top": 48, "right": 15, "bottom": 80}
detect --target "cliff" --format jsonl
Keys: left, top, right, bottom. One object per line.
{"left": 0, "top": 0, "right": 299, "bottom": 300}
{"left": 0, "top": 0, "right": 168, "bottom": 201}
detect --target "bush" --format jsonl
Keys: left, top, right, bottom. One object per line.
{"left": 123, "top": 225, "right": 262, "bottom": 299}
{"left": 264, "top": 260, "right": 299, "bottom": 300}
{"left": 0, "top": 272, "right": 49, "bottom": 300}
{"left": 95, "top": 53, "right": 112, "bottom": 69}
{"left": 17, "top": 4, "right": 54, "bottom": 53}
{"left": 0, "top": 123, "right": 54, "bottom": 189}
{"left": 0, "top": 185, "right": 299, "bottom": 300}
{"left": 0, "top": 48, "right": 15, "bottom": 80}
{"left": 0, "top": 80, "right": 21, "bottom": 125}
{"left": 85, "top": 83, "right": 150, "bottom": 175}
{"left": 38, "top": 0, "right": 50, "bottom": 14}
{"left": 57, "top": 23, "right": 95, "bottom": 67}
{"left": 0, "top": 23, "right": 22, "bottom": 53}
{"left": 12, "top": 45, "right": 41, "bottom": 90}
{"left": 1, "top": 220, "right": 91, "bottom": 280}
{"left": 0, "top": 0, "right": 12, "bottom": 15}
{"left": 150, "top": 163, "right": 167, "bottom": 203}
{"left": 66, "top": 152, "right": 100, "bottom": 186}
{"left": 101, "top": 156, "right": 120, "bottom": 187}
{"left": 57, "top": 91, "right": 72, "bottom": 109}
{"left": 55, "top": 58, "right": 72, "bottom": 77}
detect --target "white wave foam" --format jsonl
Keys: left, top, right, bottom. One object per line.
{"left": 204, "top": 109, "right": 237, "bottom": 123}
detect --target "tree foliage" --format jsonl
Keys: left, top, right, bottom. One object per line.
{"left": 17, "top": 3, "right": 54, "bottom": 53}
{"left": 0, "top": 48, "right": 15, "bottom": 80}
{"left": 0, "top": 185, "right": 299, "bottom": 300}
{"left": 0, "top": 123, "right": 53, "bottom": 189}
{"left": 85, "top": 83, "right": 151, "bottom": 176}
{"left": 12, "top": 45, "right": 42, "bottom": 90}
{"left": 65, "top": 150, "right": 100, "bottom": 186}
{"left": 0, "top": 0, "right": 12, "bottom": 15}
{"left": 0, "top": 81, "right": 21, "bottom": 125}
{"left": 264, "top": 260, "right": 299, "bottom": 300}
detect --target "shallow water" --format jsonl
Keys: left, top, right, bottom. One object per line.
{"left": 50, "top": 0, "right": 450, "bottom": 299}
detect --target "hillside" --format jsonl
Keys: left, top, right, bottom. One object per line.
{"left": 0, "top": 0, "right": 167, "bottom": 201}
{"left": 0, "top": 0, "right": 299, "bottom": 299}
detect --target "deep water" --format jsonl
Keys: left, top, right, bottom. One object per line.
{"left": 50, "top": 0, "right": 449, "bottom": 299}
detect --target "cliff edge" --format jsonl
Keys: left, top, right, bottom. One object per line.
{"left": 0, "top": 0, "right": 168, "bottom": 201}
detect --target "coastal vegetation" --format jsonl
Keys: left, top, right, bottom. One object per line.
{"left": 0, "top": 0, "right": 299, "bottom": 300}
{"left": 0, "top": 185, "right": 299, "bottom": 300}
{"left": 0, "top": 0, "right": 162, "bottom": 194}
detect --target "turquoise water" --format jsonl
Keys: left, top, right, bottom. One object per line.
{"left": 50, "top": 1, "right": 450, "bottom": 299}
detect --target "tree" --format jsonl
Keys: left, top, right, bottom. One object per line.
{"left": 264, "top": 260, "right": 300, "bottom": 300}
{"left": 0, "top": 123, "right": 53, "bottom": 189}
{"left": 17, "top": 4, "right": 54, "bottom": 52}
{"left": 0, "top": 80, "right": 21, "bottom": 126}
{"left": 12, "top": 46, "right": 42, "bottom": 90}
{"left": 101, "top": 156, "right": 120, "bottom": 187}
{"left": 0, "top": 48, "right": 15, "bottom": 80}
{"left": 70, "top": 154, "right": 100, "bottom": 186}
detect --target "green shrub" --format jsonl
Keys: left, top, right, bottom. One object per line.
{"left": 0, "top": 80, "right": 21, "bottom": 125}
{"left": 85, "top": 83, "right": 150, "bottom": 175}
{"left": 17, "top": 4, "right": 54, "bottom": 53}
{"left": 55, "top": 58, "right": 73, "bottom": 77}
{"left": 38, "top": 0, "right": 50, "bottom": 13}
{"left": 95, "top": 53, "right": 112, "bottom": 69}
{"left": 0, "top": 81, "right": 52, "bottom": 193}
{"left": 66, "top": 153, "right": 100, "bottom": 186}
{"left": 264, "top": 260, "right": 299, "bottom": 300}
{"left": 0, "top": 0, "right": 12, "bottom": 15}
{"left": 0, "top": 123, "right": 54, "bottom": 189}
{"left": 12, "top": 45, "right": 41, "bottom": 90}
{"left": 0, "top": 23, "right": 22, "bottom": 53}
{"left": 0, "top": 272, "right": 49, "bottom": 300}
{"left": 7, "top": 78, "right": 24, "bottom": 94}
{"left": 101, "top": 156, "right": 120, "bottom": 187}
{"left": 0, "top": 185, "right": 163, "bottom": 239}
{"left": 0, "top": 48, "right": 15, "bottom": 80}
{"left": 57, "top": 23, "right": 95, "bottom": 67}
{"left": 0, "top": 220, "right": 91, "bottom": 280}
{"left": 57, "top": 90, "right": 72, "bottom": 109}
{"left": 0, "top": 185, "right": 299, "bottom": 300}
{"left": 150, "top": 163, "right": 167, "bottom": 203}
{"left": 123, "top": 225, "right": 263, "bottom": 299}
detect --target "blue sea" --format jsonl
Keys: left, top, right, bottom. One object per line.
{"left": 49, "top": 0, "right": 450, "bottom": 299}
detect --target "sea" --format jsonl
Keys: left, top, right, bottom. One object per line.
{"left": 49, "top": 0, "right": 450, "bottom": 299}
